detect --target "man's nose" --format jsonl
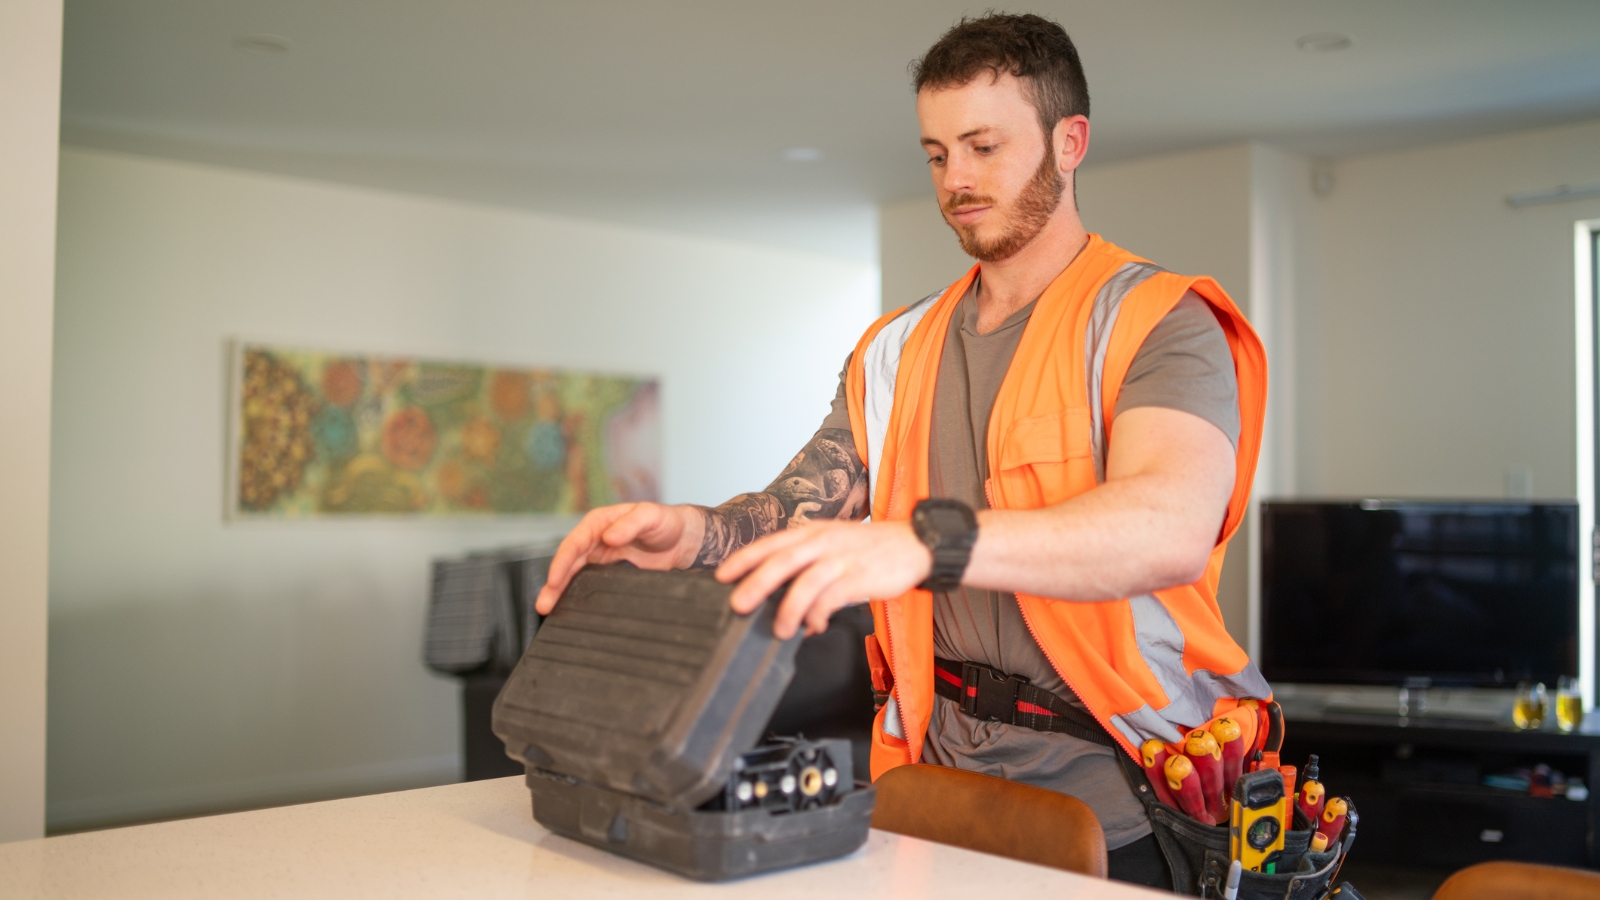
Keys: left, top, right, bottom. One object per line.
{"left": 936, "top": 152, "right": 978, "bottom": 196}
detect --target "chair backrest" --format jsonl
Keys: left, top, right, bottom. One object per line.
{"left": 870, "top": 764, "right": 1107, "bottom": 878}
{"left": 1432, "top": 861, "right": 1600, "bottom": 900}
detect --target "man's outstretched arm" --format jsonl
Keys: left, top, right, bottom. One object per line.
{"left": 534, "top": 427, "right": 867, "bottom": 614}
{"left": 694, "top": 427, "right": 868, "bottom": 566}
{"left": 717, "top": 406, "right": 1237, "bottom": 638}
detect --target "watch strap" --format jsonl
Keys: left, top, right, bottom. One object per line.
{"left": 913, "top": 498, "right": 978, "bottom": 592}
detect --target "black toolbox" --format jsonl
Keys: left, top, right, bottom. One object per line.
{"left": 491, "top": 564, "right": 875, "bottom": 880}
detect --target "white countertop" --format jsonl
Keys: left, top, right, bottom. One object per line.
{"left": 0, "top": 777, "right": 1157, "bottom": 899}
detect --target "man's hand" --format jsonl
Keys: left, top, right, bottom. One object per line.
{"left": 534, "top": 502, "right": 703, "bottom": 614}
{"left": 534, "top": 426, "right": 870, "bottom": 619}
{"left": 715, "top": 520, "right": 933, "bottom": 639}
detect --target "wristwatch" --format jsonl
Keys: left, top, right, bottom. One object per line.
{"left": 911, "top": 498, "right": 979, "bottom": 592}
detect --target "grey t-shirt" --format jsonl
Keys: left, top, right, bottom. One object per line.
{"left": 815, "top": 286, "right": 1240, "bottom": 850}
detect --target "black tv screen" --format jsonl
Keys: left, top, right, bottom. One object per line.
{"left": 1261, "top": 501, "right": 1579, "bottom": 687}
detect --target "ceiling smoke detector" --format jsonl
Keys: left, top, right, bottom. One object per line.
{"left": 233, "top": 34, "right": 291, "bottom": 55}
{"left": 1296, "top": 33, "right": 1352, "bottom": 53}
{"left": 782, "top": 147, "right": 823, "bottom": 163}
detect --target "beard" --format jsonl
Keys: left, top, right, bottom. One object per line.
{"left": 943, "top": 145, "right": 1064, "bottom": 263}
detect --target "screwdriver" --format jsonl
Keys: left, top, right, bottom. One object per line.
{"left": 1317, "top": 796, "right": 1349, "bottom": 844}
{"left": 1140, "top": 739, "right": 1180, "bottom": 808}
{"left": 1296, "top": 755, "right": 1326, "bottom": 826}
{"left": 1240, "top": 699, "right": 1270, "bottom": 756}
{"left": 1184, "top": 728, "right": 1226, "bottom": 823}
{"left": 1164, "top": 753, "right": 1211, "bottom": 823}
{"left": 1210, "top": 718, "right": 1247, "bottom": 804}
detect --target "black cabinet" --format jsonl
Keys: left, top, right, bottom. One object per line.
{"left": 1283, "top": 716, "right": 1600, "bottom": 870}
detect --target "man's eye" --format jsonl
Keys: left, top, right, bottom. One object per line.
{"left": 975, "top": 145, "right": 996, "bottom": 154}
{"left": 927, "top": 155, "right": 946, "bottom": 166}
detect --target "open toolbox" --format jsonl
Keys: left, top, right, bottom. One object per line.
{"left": 491, "top": 563, "right": 875, "bottom": 880}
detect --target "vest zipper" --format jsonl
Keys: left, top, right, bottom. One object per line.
{"left": 988, "top": 475, "right": 1135, "bottom": 758}
{"left": 880, "top": 472, "right": 908, "bottom": 757}
{"left": 1014, "top": 588, "right": 1140, "bottom": 762}
{"left": 880, "top": 603, "right": 907, "bottom": 753}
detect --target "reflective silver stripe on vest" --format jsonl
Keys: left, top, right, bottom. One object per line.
{"left": 1105, "top": 595, "right": 1275, "bottom": 747}
{"left": 1086, "top": 262, "right": 1162, "bottom": 484}
{"left": 1087, "top": 263, "right": 1272, "bottom": 746}
{"left": 861, "top": 290, "right": 942, "bottom": 744}
{"left": 861, "top": 290, "right": 942, "bottom": 512}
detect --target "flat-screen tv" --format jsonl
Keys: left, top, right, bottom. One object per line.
{"left": 1261, "top": 500, "right": 1579, "bottom": 687}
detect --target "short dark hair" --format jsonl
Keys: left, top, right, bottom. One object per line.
{"left": 911, "top": 13, "right": 1090, "bottom": 138}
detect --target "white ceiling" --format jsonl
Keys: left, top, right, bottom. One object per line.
{"left": 61, "top": 1, "right": 1600, "bottom": 262}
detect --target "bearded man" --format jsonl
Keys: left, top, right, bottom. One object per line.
{"left": 536, "top": 13, "right": 1271, "bottom": 888}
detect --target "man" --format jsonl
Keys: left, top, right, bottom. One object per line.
{"left": 536, "top": 13, "right": 1269, "bottom": 888}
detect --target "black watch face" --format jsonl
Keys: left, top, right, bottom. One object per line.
{"left": 925, "top": 509, "right": 964, "bottom": 542}
{"left": 918, "top": 506, "right": 972, "bottom": 544}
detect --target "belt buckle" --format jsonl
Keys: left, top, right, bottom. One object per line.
{"left": 959, "top": 661, "right": 1029, "bottom": 724}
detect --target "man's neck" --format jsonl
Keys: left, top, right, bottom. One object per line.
{"left": 972, "top": 211, "right": 1089, "bottom": 334}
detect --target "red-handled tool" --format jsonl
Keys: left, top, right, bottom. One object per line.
{"left": 1210, "top": 718, "right": 1247, "bottom": 804}
{"left": 1141, "top": 739, "right": 1180, "bottom": 808}
{"left": 1317, "top": 796, "right": 1349, "bottom": 844}
{"left": 1296, "top": 755, "right": 1326, "bottom": 826}
{"left": 1184, "top": 728, "right": 1226, "bottom": 824}
{"left": 1164, "top": 753, "right": 1210, "bottom": 823}
{"left": 1253, "top": 701, "right": 1285, "bottom": 773}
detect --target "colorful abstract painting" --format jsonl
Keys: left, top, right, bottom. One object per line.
{"left": 229, "top": 343, "right": 660, "bottom": 516}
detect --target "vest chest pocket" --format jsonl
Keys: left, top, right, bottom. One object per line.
{"left": 987, "top": 407, "right": 1096, "bottom": 507}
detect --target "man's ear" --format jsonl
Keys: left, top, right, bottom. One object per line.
{"left": 1053, "top": 115, "right": 1091, "bottom": 174}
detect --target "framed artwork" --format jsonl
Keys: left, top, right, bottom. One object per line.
{"left": 228, "top": 343, "right": 659, "bottom": 517}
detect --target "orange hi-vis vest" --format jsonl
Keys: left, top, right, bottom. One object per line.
{"left": 844, "top": 234, "right": 1271, "bottom": 779}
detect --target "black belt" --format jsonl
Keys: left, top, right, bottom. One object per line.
{"left": 932, "top": 656, "right": 1169, "bottom": 820}
{"left": 932, "top": 656, "right": 1117, "bottom": 749}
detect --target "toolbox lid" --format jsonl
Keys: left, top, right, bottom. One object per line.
{"left": 491, "top": 564, "right": 803, "bottom": 810}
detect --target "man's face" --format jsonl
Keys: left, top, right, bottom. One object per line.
{"left": 917, "top": 72, "right": 1065, "bottom": 263}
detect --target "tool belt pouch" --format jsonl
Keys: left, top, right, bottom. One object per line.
{"left": 1143, "top": 803, "right": 1341, "bottom": 900}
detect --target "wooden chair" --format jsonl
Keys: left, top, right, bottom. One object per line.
{"left": 1432, "top": 861, "right": 1600, "bottom": 900}
{"left": 870, "top": 764, "right": 1107, "bottom": 878}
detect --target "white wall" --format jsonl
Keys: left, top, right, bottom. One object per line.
{"left": 0, "top": 0, "right": 62, "bottom": 844}
{"left": 878, "top": 197, "right": 973, "bottom": 314}
{"left": 49, "top": 147, "right": 878, "bottom": 831}
{"left": 1078, "top": 144, "right": 1255, "bottom": 312}
{"left": 1245, "top": 144, "right": 1320, "bottom": 658}
{"left": 1077, "top": 145, "right": 1259, "bottom": 648}
{"left": 1307, "top": 118, "right": 1600, "bottom": 500}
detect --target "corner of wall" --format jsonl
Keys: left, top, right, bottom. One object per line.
{"left": 0, "top": 0, "right": 63, "bottom": 844}
{"left": 1245, "top": 142, "right": 1321, "bottom": 658}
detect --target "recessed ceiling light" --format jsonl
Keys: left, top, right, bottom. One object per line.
{"left": 783, "top": 147, "right": 823, "bottom": 163}
{"left": 1296, "top": 33, "right": 1352, "bottom": 53}
{"left": 233, "top": 34, "right": 291, "bottom": 55}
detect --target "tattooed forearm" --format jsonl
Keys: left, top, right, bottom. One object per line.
{"left": 696, "top": 493, "right": 785, "bottom": 566}
{"left": 691, "top": 427, "right": 869, "bottom": 567}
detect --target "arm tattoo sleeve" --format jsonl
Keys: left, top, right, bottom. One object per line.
{"left": 691, "top": 427, "right": 869, "bottom": 567}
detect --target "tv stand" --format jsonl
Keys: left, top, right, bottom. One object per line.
{"left": 1281, "top": 708, "right": 1600, "bottom": 870}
